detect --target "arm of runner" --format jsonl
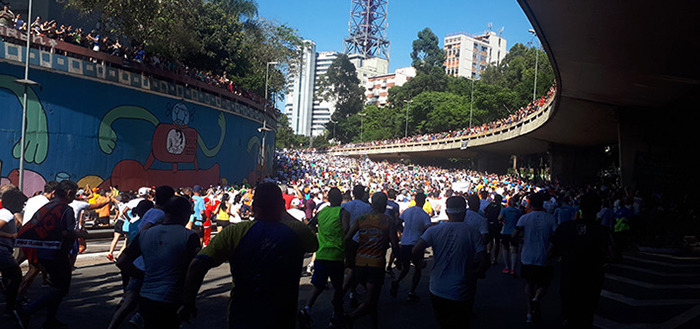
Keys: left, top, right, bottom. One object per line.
{"left": 340, "top": 208, "right": 351, "bottom": 234}
{"left": 344, "top": 217, "right": 360, "bottom": 243}
{"left": 412, "top": 238, "right": 429, "bottom": 269}
{"left": 116, "top": 236, "right": 144, "bottom": 280}
{"left": 388, "top": 219, "right": 400, "bottom": 264}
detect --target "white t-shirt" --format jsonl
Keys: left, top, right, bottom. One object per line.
{"left": 288, "top": 208, "right": 306, "bottom": 222}
{"left": 400, "top": 206, "right": 431, "bottom": 246}
{"left": 23, "top": 194, "right": 49, "bottom": 225}
{"left": 420, "top": 222, "right": 485, "bottom": 301}
{"left": 229, "top": 204, "right": 242, "bottom": 223}
{"left": 125, "top": 197, "right": 145, "bottom": 222}
{"left": 0, "top": 208, "right": 17, "bottom": 253}
{"left": 464, "top": 210, "right": 488, "bottom": 235}
{"left": 69, "top": 200, "right": 91, "bottom": 229}
{"left": 432, "top": 198, "right": 448, "bottom": 222}
{"left": 516, "top": 210, "right": 557, "bottom": 266}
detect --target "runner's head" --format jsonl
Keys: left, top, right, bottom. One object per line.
{"left": 1, "top": 187, "right": 27, "bottom": 214}
{"left": 163, "top": 196, "right": 192, "bottom": 225}
{"left": 253, "top": 182, "right": 284, "bottom": 220}
{"left": 54, "top": 180, "right": 78, "bottom": 202}
{"left": 371, "top": 192, "right": 387, "bottom": 213}
{"left": 353, "top": 185, "right": 365, "bottom": 200}
{"left": 414, "top": 192, "right": 426, "bottom": 208}
{"left": 155, "top": 185, "right": 175, "bottom": 206}
{"left": 467, "top": 194, "right": 480, "bottom": 211}
{"left": 328, "top": 187, "right": 342, "bottom": 207}
{"left": 528, "top": 192, "right": 545, "bottom": 210}
{"left": 445, "top": 196, "right": 467, "bottom": 221}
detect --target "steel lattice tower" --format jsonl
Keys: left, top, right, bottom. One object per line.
{"left": 343, "top": 0, "right": 390, "bottom": 60}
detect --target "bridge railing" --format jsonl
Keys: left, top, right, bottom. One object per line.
{"left": 329, "top": 92, "right": 556, "bottom": 155}
{"left": 0, "top": 26, "right": 277, "bottom": 122}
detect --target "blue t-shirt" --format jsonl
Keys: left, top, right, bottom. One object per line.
{"left": 554, "top": 205, "right": 575, "bottom": 224}
{"left": 191, "top": 196, "right": 205, "bottom": 226}
{"left": 400, "top": 206, "right": 431, "bottom": 246}
{"left": 499, "top": 206, "right": 522, "bottom": 235}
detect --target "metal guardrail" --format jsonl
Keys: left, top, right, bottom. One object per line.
{"left": 329, "top": 94, "right": 556, "bottom": 155}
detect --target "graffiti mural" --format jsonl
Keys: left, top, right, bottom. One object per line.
{"left": 0, "top": 60, "right": 274, "bottom": 193}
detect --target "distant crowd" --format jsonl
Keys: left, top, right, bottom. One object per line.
{"left": 333, "top": 84, "right": 557, "bottom": 150}
{"left": 0, "top": 5, "right": 272, "bottom": 111}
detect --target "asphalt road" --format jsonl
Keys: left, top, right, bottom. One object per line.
{"left": 2, "top": 246, "right": 699, "bottom": 329}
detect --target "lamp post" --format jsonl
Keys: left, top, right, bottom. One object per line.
{"left": 329, "top": 118, "right": 337, "bottom": 142}
{"left": 265, "top": 61, "right": 279, "bottom": 105}
{"left": 469, "top": 77, "right": 474, "bottom": 131}
{"left": 403, "top": 100, "right": 412, "bottom": 138}
{"left": 528, "top": 29, "right": 539, "bottom": 102}
{"left": 15, "top": 0, "right": 37, "bottom": 192}
{"left": 358, "top": 113, "right": 366, "bottom": 142}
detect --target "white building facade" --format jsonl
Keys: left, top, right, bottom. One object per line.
{"left": 444, "top": 31, "right": 507, "bottom": 79}
{"left": 365, "top": 66, "right": 416, "bottom": 107}
{"left": 285, "top": 41, "right": 317, "bottom": 136}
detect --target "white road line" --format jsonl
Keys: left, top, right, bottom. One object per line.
{"left": 606, "top": 273, "right": 700, "bottom": 289}
{"left": 638, "top": 252, "right": 700, "bottom": 261}
{"left": 611, "top": 264, "right": 700, "bottom": 277}
{"left": 601, "top": 290, "right": 700, "bottom": 306}
{"left": 624, "top": 255, "right": 700, "bottom": 268}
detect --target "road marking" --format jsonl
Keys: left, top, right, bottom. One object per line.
{"left": 623, "top": 255, "right": 700, "bottom": 268}
{"left": 601, "top": 290, "right": 700, "bottom": 306}
{"left": 638, "top": 252, "right": 700, "bottom": 261}
{"left": 595, "top": 304, "right": 700, "bottom": 329}
{"left": 606, "top": 273, "right": 700, "bottom": 289}
{"left": 611, "top": 264, "right": 700, "bottom": 277}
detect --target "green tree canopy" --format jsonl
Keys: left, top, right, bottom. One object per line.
{"left": 318, "top": 54, "right": 365, "bottom": 144}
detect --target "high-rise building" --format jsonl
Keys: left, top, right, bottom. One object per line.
{"left": 365, "top": 66, "right": 416, "bottom": 107}
{"left": 444, "top": 31, "right": 507, "bottom": 79}
{"left": 285, "top": 41, "right": 316, "bottom": 136}
{"left": 311, "top": 51, "right": 340, "bottom": 137}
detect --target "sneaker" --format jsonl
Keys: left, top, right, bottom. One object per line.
{"left": 510, "top": 269, "right": 516, "bottom": 276}
{"left": 407, "top": 292, "right": 420, "bottom": 302}
{"left": 106, "top": 253, "right": 115, "bottom": 262}
{"left": 526, "top": 313, "right": 534, "bottom": 324}
{"left": 129, "top": 313, "right": 144, "bottom": 329}
{"left": 42, "top": 319, "right": 68, "bottom": 329}
{"left": 389, "top": 281, "right": 399, "bottom": 298}
{"left": 297, "top": 307, "right": 312, "bottom": 329}
{"left": 502, "top": 268, "right": 510, "bottom": 274}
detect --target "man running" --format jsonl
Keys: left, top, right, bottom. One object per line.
{"left": 298, "top": 188, "right": 350, "bottom": 329}
{"left": 390, "top": 192, "right": 431, "bottom": 301}
{"left": 179, "top": 183, "right": 318, "bottom": 328}
{"left": 344, "top": 192, "right": 399, "bottom": 329}
{"left": 412, "top": 196, "right": 488, "bottom": 329}
{"left": 512, "top": 192, "right": 557, "bottom": 324}
{"left": 341, "top": 185, "right": 372, "bottom": 306}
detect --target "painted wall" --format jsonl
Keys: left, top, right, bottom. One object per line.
{"left": 0, "top": 53, "right": 274, "bottom": 193}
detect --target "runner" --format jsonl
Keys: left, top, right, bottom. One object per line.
{"left": 178, "top": 183, "right": 318, "bottom": 328}
{"left": 341, "top": 185, "right": 372, "bottom": 307}
{"left": 344, "top": 192, "right": 400, "bottom": 329}
{"left": 0, "top": 187, "right": 27, "bottom": 324}
{"left": 484, "top": 194, "right": 504, "bottom": 264}
{"left": 512, "top": 192, "right": 557, "bottom": 324}
{"left": 298, "top": 187, "right": 350, "bottom": 329}
{"left": 117, "top": 196, "right": 200, "bottom": 329}
{"left": 390, "top": 192, "right": 432, "bottom": 301}
{"left": 498, "top": 197, "right": 522, "bottom": 275}
{"left": 412, "top": 196, "right": 488, "bottom": 329}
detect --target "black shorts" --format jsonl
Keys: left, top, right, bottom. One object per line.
{"left": 521, "top": 264, "right": 553, "bottom": 287}
{"left": 97, "top": 216, "right": 110, "bottom": 225}
{"left": 114, "top": 219, "right": 126, "bottom": 235}
{"left": 500, "top": 234, "right": 517, "bottom": 248}
{"left": 488, "top": 223, "right": 502, "bottom": 240}
{"left": 216, "top": 220, "right": 231, "bottom": 228}
{"left": 355, "top": 266, "right": 385, "bottom": 286}
{"left": 311, "top": 259, "right": 344, "bottom": 288}
{"left": 430, "top": 293, "right": 474, "bottom": 329}
{"left": 191, "top": 225, "right": 204, "bottom": 238}
{"left": 399, "top": 244, "right": 422, "bottom": 269}
{"left": 344, "top": 240, "right": 359, "bottom": 268}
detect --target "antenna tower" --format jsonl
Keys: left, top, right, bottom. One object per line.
{"left": 343, "top": 0, "right": 390, "bottom": 60}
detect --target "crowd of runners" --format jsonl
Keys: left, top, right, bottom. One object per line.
{"left": 0, "top": 148, "right": 658, "bottom": 328}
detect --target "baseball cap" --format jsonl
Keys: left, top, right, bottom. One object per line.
{"left": 138, "top": 187, "right": 150, "bottom": 196}
{"left": 291, "top": 198, "right": 302, "bottom": 207}
{"left": 445, "top": 196, "right": 467, "bottom": 214}
{"left": 193, "top": 185, "right": 203, "bottom": 193}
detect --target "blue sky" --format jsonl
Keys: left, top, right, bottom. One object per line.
{"left": 258, "top": 0, "right": 537, "bottom": 71}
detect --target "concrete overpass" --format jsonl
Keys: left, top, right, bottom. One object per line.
{"left": 332, "top": 1, "right": 700, "bottom": 192}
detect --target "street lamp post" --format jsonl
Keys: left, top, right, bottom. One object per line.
{"left": 358, "top": 113, "right": 366, "bottom": 142}
{"left": 403, "top": 100, "right": 412, "bottom": 138}
{"left": 259, "top": 61, "right": 278, "bottom": 183}
{"left": 528, "top": 29, "right": 539, "bottom": 102}
{"left": 265, "top": 61, "right": 279, "bottom": 105}
{"left": 15, "top": 0, "right": 37, "bottom": 192}
{"left": 329, "top": 118, "right": 337, "bottom": 141}
{"left": 469, "top": 77, "right": 474, "bottom": 131}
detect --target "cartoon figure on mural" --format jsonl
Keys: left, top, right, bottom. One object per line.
{"left": 0, "top": 74, "right": 48, "bottom": 192}
{"left": 97, "top": 102, "right": 226, "bottom": 190}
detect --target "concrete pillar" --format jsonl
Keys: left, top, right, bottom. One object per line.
{"left": 475, "top": 153, "right": 511, "bottom": 175}
{"left": 549, "top": 144, "right": 604, "bottom": 186}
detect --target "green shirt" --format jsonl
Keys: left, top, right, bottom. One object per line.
{"left": 316, "top": 206, "right": 345, "bottom": 261}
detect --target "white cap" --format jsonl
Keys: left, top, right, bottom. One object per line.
{"left": 291, "top": 198, "right": 302, "bottom": 207}
{"left": 138, "top": 187, "right": 150, "bottom": 196}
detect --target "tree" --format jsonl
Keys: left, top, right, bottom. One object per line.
{"left": 318, "top": 54, "right": 365, "bottom": 143}
{"left": 411, "top": 28, "right": 445, "bottom": 74}
{"left": 359, "top": 105, "right": 401, "bottom": 141}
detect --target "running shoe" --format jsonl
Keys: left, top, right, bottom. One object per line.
{"left": 389, "top": 281, "right": 399, "bottom": 298}
{"left": 510, "top": 269, "right": 516, "bottom": 276}
{"left": 502, "top": 268, "right": 510, "bottom": 274}
{"left": 106, "top": 253, "right": 115, "bottom": 262}
{"left": 297, "top": 307, "right": 312, "bottom": 329}
{"left": 526, "top": 313, "right": 534, "bottom": 324}
{"left": 129, "top": 313, "right": 144, "bottom": 329}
